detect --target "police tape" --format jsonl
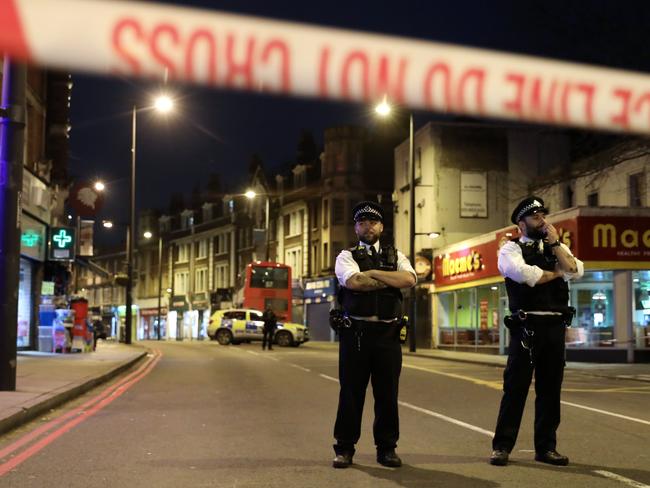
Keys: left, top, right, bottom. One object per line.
{"left": 2, "top": 0, "right": 650, "bottom": 134}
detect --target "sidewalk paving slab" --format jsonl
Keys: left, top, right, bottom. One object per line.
{"left": 0, "top": 342, "right": 148, "bottom": 436}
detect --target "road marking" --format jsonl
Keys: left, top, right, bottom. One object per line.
{"left": 594, "top": 470, "right": 650, "bottom": 488}
{"left": 403, "top": 363, "right": 502, "bottom": 390}
{"left": 404, "top": 361, "right": 650, "bottom": 425}
{"left": 289, "top": 364, "right": 311, "bottom": 372}
{"left": 0, "top": 349, "right": 159, "bottom": 461}
{"left": 398, "top": 401, "right": 494, "bottom": 437}
{"left": 264, "top": 356, "right": 280, "bottom": 362}
{"left": 246, "top": 351, "right": 260, "bottom": 356}
{"left": 319, "top": 374, "right": 339, "bottom": 383}
{"left": 0, "top": 349, "right": 162, "bottom": 477}
{"left": 561, "top": 401, "right": 650, "bottom": 426}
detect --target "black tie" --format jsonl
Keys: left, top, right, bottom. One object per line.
{"left": 369, "top": 246, "right": 379, "bottom": 265}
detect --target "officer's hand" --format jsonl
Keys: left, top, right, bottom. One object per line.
{"left": 544, "top": 223, "right": 559, "bottom": 244}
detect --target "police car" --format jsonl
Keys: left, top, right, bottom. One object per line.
{"left": 207, "top": 309, "right": 309, "bottom": 347}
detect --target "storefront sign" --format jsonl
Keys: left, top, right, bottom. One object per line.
{"left": 21, "top": 214, "right": 47, "bottom": 261}
{"left": 304, "top": 277, "right": 336, "bottom": 298}
{"left": 434, "top": 240, "right": 499, "bottom": 287}
{"left": 48, "top": 226, "right": 75, "bottom": 261}
{"left": 140, "top": 308, "right": 168, "bottom": 317}
{"left": 578, "top": 216, "right": 650, "bottom": 261}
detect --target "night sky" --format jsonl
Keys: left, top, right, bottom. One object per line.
{"left": 68, "top": 0, "right": 650, "bottom": 249}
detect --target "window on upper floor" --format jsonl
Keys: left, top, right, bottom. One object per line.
{"left": 197, "top": 240, "right": 208, "bottom": 259}
{"left": 177, "top": 243, "right": 189, "bottom": 262}
{"left": 333, "top": 199, "right": 344, "bottom": 225}
{"left": 587, "top": 192, "right": 599, "bottom": 207}
{"left": 630, "top": 171, "right": 646, "bottom": 207}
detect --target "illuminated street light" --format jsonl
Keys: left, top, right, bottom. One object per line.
{"left": 94, "top": 181, "right": 105, "bottom": 192}
{"left": 143, "top": 231, "right": 153, "bottom": 239}
{"left": 245, "top": 190, "right": 256, "bottom": 199}
{"left": 102, "top": 220, "right": 114, "bottom": 229}
{"left": 375, "top": 95, "right": 391, "bottom": 117}
{"left": 428, "top": 232, "right": 440, "bottom": 239}
{"left": 154, "top": 95, "right": 174, "bottom": 113}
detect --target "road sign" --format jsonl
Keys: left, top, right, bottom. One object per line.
{"left": 48, "top": 227, "right": 76, "bottom": 261}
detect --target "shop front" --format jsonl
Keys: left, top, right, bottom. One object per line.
{"left": 191, "top": 292, "right": 210, "bottom": 340}
{"left": 139, "top": 307, "right": 168, "bottom": 340}
{"left": 433, "top": 207, "right": 650, "bottom": 362}
{"left": 18, "top": 214, "right": 48, "bottom": 349}
{"left": 303, "top": 276, "right": 337, "bottom": 341}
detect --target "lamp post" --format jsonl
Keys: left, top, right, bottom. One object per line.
{"left": 124, "top": 95, "right": 174, "bottom": 345}
{"left": 245, "top": 190, "right": 270, "bottom": 261}
{"left": 375, "top": 100, "right": 440, "bottom": 352}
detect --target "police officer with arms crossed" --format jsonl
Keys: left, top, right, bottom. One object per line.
{"left": 331, "top": 201, "right": 416, "bottom": 469}
{"left": 490, "top": 196, "right": 583, "bottom": 467}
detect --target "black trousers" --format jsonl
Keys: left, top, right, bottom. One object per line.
{"left": 333, "top": 323, "right": 402, "bottom": 455}
{"left": 492, "top": 316, "right": 566, "bottom": 454}
{"left": 262, "top": 329, "right": 274, "bottom": 349}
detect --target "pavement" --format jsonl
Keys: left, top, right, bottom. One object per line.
{"left": 0, "top": 340, "right": 648, "bottom": 438}
{"left": 0, "top": 341, "right": 148, "bottom": 436}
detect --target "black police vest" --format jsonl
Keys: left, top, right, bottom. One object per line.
{"left": 338, "top": 245, "right": 403, "bottom": 320}
{"left": 504, "top": 239, "right": 569, "bottom": 313}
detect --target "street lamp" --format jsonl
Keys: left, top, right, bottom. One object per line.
{"left": 94, "top": 180, "right": 105, "bottom": 192}
{"left": 102, "top": 220, "right": 114, "bottom": 229}
{"left": 245, "top": 189, "right": 270, "bottom": 262}
{"left": 144, "top": 230, "right": 164, "bottom": 341}
{"left": 375, "top": 98, "right": 417, "bottom": 352}
{"left": 125, "top": 94, "right": 175, "bottom": 345}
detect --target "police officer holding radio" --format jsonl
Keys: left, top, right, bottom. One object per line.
{"left": 331, "top": 201, "right": 416, "bottom": 469}
{"left": 490, "top": 196, "right": 583, "bottom": 467}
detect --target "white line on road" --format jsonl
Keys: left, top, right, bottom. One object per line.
{"left": 317, "top": 368, "right": 645, "bottom": 488}
{"left": 246, "top": 351, "right": 260, "bottom": 356}
{"left": 319, "top": 374, "right": 339, "bottom": 383}
{"left": 398, "top": 401, "right": 494, "bottom": 437}
{"left": 264, "top": 356, "right": 280, "bottom": 361}
{"left": 594, "top": 470, "right": 650, "bottom": 488}
{"left": 561, "top": 401, "right": 650, "bottom": 426}
{"left": 289, "top": 364, "right": 311, "bottom": 372}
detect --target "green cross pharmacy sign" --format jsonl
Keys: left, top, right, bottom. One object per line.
{"left": 48, "top": 227, "right": 76, "bottom": 261}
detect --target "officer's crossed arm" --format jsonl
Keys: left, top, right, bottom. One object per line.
{"left": 365, "top": 250, "right": 416, "bottom": 289}
{"left": 346, "top": 272, "right": 388, "bottom": 291}
{"left": 364, "top": 269, "right": 416, "bottom": 289}
{"left": 336, "top": 250, "right": 387, "bottom": 291}
{"left": 498, "top": 241, "right": 562, "bottom": 287}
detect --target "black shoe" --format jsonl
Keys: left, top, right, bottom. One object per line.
{"left": 377, "top": 449, "right": 402, "bottom": 467}
{"left": 332, "top": 452, "right": 353, "bottom": 469}
{"left": 535, "top": 450, "right": 569, "bottom": 466}
{"left": 489, "top": 449, "right": 509, "bottom": 466}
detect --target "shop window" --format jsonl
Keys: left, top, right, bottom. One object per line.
{"left": 568, "top": 271, "right": 614, "bottom": 347}
{"left": 437, "top": 292, "right": 456, "bottom": 345}
{"left": 633, "top": 271, "right": 650, "bottom": 348}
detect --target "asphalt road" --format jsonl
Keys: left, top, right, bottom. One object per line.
{"left": 1, "top": 341, "right": 648, "bottom": 487}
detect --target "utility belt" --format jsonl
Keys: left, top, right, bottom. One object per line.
{"left": 329, "top": 310, "right": 409, "bottom": 349}
{"left": 503, "top": 307, "right": 575, "bottom": 365}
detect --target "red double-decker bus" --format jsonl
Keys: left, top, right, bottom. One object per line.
{"left": 243, "top": 261, "right": 292, "bottom": 321}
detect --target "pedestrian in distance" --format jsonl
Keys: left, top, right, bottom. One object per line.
{"left": 261, "top": 307, "right": 277, "bottom": 351}
{"left": 331, "top": 200, "right": 417, "bottom": 469}
{"left": 490, "top": 196, "right": 584, "bottom": 467}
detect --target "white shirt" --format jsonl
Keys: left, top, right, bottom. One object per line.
{"left": 498, "top": 235, "right": 584, "bottom": 287}
{"left": 335, "top": 242, "right": 417, "bottom": 289}
{"left": 335, "top": 242, "right": 417, "bottom": 322}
